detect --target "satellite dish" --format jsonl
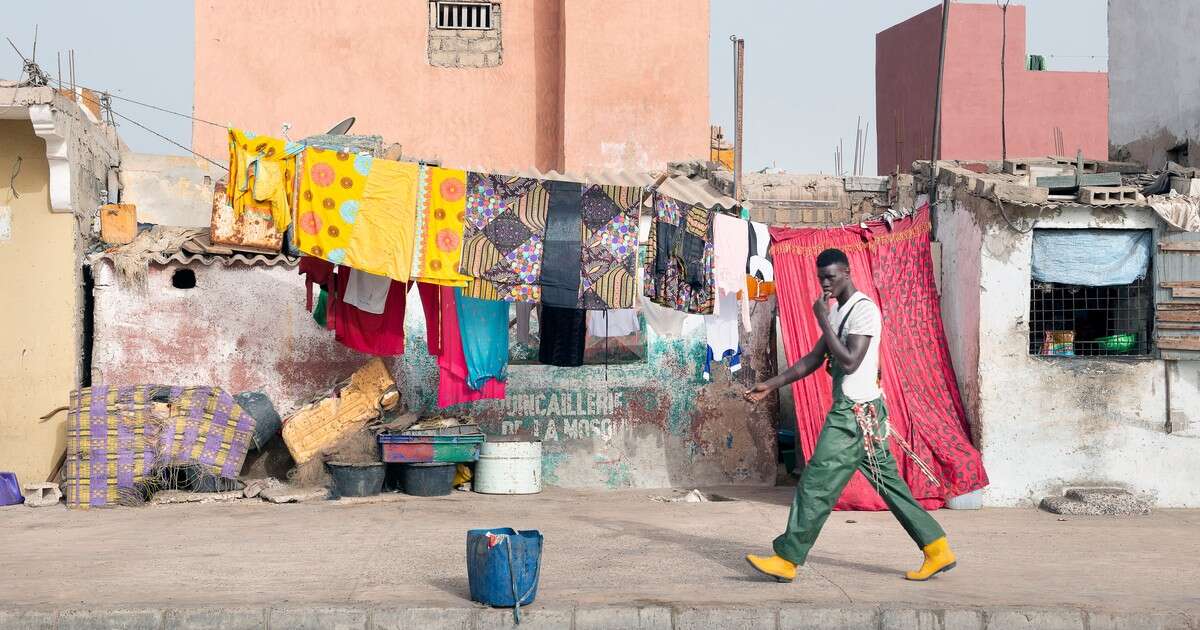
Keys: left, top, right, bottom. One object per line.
{"left": 325, "top": 117, "right": 355, "bottom": 135}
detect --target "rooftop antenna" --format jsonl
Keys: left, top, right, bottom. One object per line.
{"left": 326, "top": 117, "right": 355, "bottom": 135}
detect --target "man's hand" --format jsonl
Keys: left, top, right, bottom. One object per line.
{"left": 744, "top": 382, "right": 774, "bottom": 404}
{"left": 812, "top": 292, "right": 831, "bottom": 320}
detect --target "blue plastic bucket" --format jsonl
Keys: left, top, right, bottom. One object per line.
{"left": 0, "top": 472, "right": 23, "bottom": 506}
{"left": 466, "top": 528, "right": 543, "bottom": 611}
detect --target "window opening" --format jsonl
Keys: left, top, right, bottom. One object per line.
{"left": 437, "top": 2, "right": 492, "bottom": 30}
{"left": 1029, "top": 275, "right": 1153, "bottom": 357}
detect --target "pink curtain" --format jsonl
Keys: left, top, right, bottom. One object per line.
{"left": 770, "top": 206, "right": 987, "bottom": 510}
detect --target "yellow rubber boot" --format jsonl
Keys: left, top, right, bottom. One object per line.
{"left": 745, "top": 554, "right": 797, "bottom": 583}
{"left": 905, "top": 537, "right": 957, "bottom": 581}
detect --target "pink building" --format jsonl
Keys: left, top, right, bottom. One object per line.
{"left": 193, "top": 1, "right": 709, "bottom": 172}
{"left": 875, "top": 3, "right": 1108, "bottom": 174}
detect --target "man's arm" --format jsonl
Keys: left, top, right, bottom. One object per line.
{"left": 820, "top": 326, "right": 871, "bottom": 374}
{"left": 744, "top": 337, "right": 828, "bottom": 402}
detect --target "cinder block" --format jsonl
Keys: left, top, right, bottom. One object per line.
{"left": 21, "top": 483, "right": 61, "bottom": 507}
{"left": 779, "top": 606, "right": 879, "bottom": 630}
{"left": 943, "top": 609, "right": 986, "bottom": 630}
{"left": 0, "top": 610, "right": 56, "bottom": 630}
{"left": 429, "top": 51, "right": 459, "bottom": 67}
{"left": 992, "top": 182, "right": 1049, "bottom": 205}
{"left": 476, "top": 607, "right": 573, "bottom": 629}
{"left": 163, "top": 608, "right": 265, "bottom": 630}
{"left": 881, "top": 608, "right": 941, "bottom": 630}
{"left": 1086, "top": 611, "right": 1193, "bottom": 630}
{"left": 1078, "top": 186, "right": 1139, "bottom": 205}
{"left": 574, "top": 606, "right": 672, "bottom": 630}
{"left": 675, "top": 607, "right": 777, "bottom": 630}
{"left": 370, "top": 607, "right": 473, "bottom": 630}
{"left": 269, "top": 606, "right": 367, "bottom": 630}
{"left": 58, "top": 609, "right": 163, "bottom": 630}
{"left": 483, "top": 52, "right": 502, "bottom": 66}
{"left": 99, "top": 203, "right": 137, "bottom": 245}
{"left": 1169, "top": 177, "right": 1200, "bottom": 196}
{"left": 457, "top": 52, "right": 487, "bottom": 67}
{"left": 986, "top": 610, "right": 1085, "bottom": 630}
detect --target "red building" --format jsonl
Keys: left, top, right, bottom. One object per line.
{"left": 875, "top": 3, "right": 1108, "bottom": 174}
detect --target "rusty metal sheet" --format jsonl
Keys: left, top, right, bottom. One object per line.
{"left": 210, "top": 180, "right": 283, "bottom": 253}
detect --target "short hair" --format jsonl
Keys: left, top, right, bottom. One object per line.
{"left": 815, "top": 248, "right": 849, "bottom": 270}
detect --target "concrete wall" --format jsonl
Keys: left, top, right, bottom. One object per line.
{"left": 119, "top": 153, "right": 223, "bottom": 228}
{"left": 933, "top": 196, "right": 983, "bottom": 444}
{"left": 192, "top": 0, "right": 708, "bottom": 172}
{"left": 877, "top": 4, "right": 1108, "bottom": 173}
{"left": 90, "top": 261, "right": 777, "bottom": 489}
{"left": 1109, "top": 0, "right": 1200, "bottom": 170}
{"left": 938, "top": 194, "right": 1200, "bottom": 507}
{"left": 0, "top": 120, "right": 74, "bottom": 485}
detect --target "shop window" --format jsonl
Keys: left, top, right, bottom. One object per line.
{"left": 509, "top": 304, "right": 647, "bottom": 366}
{"left": 1028, "top": 229, "right": 1154, "bottom": 357}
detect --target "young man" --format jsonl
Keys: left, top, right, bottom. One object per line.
{"left": 743, "top": 248, "right": 955, "bottom": 582}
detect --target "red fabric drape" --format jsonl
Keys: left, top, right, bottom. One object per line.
{"left": 770, "top": 205, "right": 988, "bottom": 510}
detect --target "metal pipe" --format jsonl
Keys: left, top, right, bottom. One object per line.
{"left": 731, "top": 35, "right": 745, "bottom": 204}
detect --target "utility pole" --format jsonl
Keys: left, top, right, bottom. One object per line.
{"left": 731, "top": 35, "right": 745, "bottom": 205}
{"left": 930, "top": 0, "right": 951, "bottom": 213}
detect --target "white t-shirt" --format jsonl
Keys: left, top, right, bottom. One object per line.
{"left": 828, "top": 292, "right": 883, "bottom": 403}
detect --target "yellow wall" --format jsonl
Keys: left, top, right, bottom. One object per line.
{"left": 0, "top": 118, "right": 75, "bottom": 485}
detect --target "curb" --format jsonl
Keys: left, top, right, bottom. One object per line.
{"left": 1, "top": 605, "right": 1196, "bottom": 630}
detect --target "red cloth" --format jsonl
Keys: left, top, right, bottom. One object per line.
{"left": 299, "top": 256, "right": 335, "bottom": 312}
{"left": 331, "top": 267, "right": 407, "bottom": 356}
{"left": 417, "top": 283, "right": 444, "bottom": 356}
{"left": 770, "top": 205, "right": 987, "bottom": 510}
{"left": 435, "top": 285, "right": 506, "bottom": 407}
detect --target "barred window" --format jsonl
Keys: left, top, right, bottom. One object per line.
{"left": 1028, "top": 229, "right": 1154, "bottom": 358}
{"left": 436, "top": 2, "right": 492, "bottom": 30}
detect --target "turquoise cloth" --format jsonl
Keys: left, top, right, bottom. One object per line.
{"left": 454, "top": 289, "right": 510, "bottom": 390}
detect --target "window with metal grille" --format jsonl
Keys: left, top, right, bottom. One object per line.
{"left": 436, "top": 2, "right": 493, "bottom": 30}
{"left": 1028, "top": 275, "right": 1154, "bottom": 358}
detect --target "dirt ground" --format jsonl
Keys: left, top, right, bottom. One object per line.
{"left": 1, "top": 486, "right": 1198, "bottom": 615}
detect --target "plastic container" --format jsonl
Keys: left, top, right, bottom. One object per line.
{"left": 0, "top": 472, "right": 23, "bottom": 506}
{"left": 467, "top": 527, "right": 543, "bottom": 611}
{"left": 327, "top": 462, "right": 386, "bottom": 497}
{"left": 1097, "top": 333, "right": 1137, "bottom": 354}
{"left": 474, "top": 439, "right": 542, "bottom": 495}
{"left": 946, "top": 489, "right": 983, "bottom": 510}
{"left": 235, "top": 391, "right": 282, "bottom": 450}
{"left": 400, "top": 463, "right": 456, "bottom": 496}
{"left": 379, "top": 433, "right": 485, "bottom": 464}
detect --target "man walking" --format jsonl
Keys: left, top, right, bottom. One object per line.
{"left": 743, "top": 248, "right": 955, "bottom": 582}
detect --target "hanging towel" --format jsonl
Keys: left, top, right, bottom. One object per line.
{"left": 412, "top": 166, "right": 472, "bottom": 286}
{"left": 640, "top": 293, "right": 692, "bottom": 339}
{"left": 587, "top": 309, "right": 640, "bottom": 337}
{"left": 295, "top": 148, "right": 419, "bottom": 282}
{"left": 437, "top": 286, "right": 506, "bottom": 407}
{"left": 460, "top": 173, "right": 549, "bottom": 302}
{"left": 454, "top": 289, "right": 511, "bottom": 390}
{"left": 579, "top": 184, "right": 642, "bottom": 309}
{"left": 538, "top": 305, "right": 587, "bottom": 367}
{"left": 541, "top": 180, "right": 585, "bottom": 308}
{"left": 344, "top": 269, "right": 392, "bottom": 315}
{"left": 332, "top": 266, "right": 407, "bottom": 356}
{"left": 712, "top": 213, "right": 752, "bottom": 331}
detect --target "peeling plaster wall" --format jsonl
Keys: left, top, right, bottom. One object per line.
{"left": 947, "top": 195, "right": 1200, "bottom": 507}
{"left": 91, "top": 262, "right": 777, "bottom": 489}
{"left": 119, "top": 153, "right": 223, "bottom": 228}
{"left": 933, "top": 194, "right": 983, "bottom": 444}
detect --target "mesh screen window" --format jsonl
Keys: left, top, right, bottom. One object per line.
{"left": 1028, "top": 275, "right": 1154, "bottom": 357}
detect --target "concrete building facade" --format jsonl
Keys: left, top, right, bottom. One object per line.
{"left": 1109, "top": 0, "right": 1200, "bottom": 170}
{"left": 934, "top": 176, "right": 1200, "bottom": 507}
{"left": 876, "top": 3, "right": 1108, "bottom": 174}
{"left": 192, "top": 0, "right": 710, "bottom": 174}
{"left": 0, "top": 86, "right": 120, "bottom": 486}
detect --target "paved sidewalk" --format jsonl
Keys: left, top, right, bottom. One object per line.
{"left": 1, "top": 487, "right": 1197, "bottom": 629}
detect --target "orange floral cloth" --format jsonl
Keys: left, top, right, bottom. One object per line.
{"left": 411, "top": 166, "right": 471, "bottom": 287}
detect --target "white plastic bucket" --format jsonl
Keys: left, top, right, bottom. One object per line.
{"left": 474, "top": 439, "right": 542, "bottom": 495}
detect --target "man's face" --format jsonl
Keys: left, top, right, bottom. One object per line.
{"left": 816, "top": 263, "right": 849, "bottom": 296}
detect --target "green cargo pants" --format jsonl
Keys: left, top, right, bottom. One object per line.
{"left": 773, "top": 376, "right": 945, "bottom": 565}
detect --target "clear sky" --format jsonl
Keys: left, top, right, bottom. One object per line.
{"left": 2, "top": 1, "right": 1105, "bottom": 175}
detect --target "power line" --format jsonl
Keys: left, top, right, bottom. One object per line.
{"left": 62, "top": 83, "right": 228, "bottom": 170}
{"left": 83, "top": 86, "right": 227, "bottom": 129}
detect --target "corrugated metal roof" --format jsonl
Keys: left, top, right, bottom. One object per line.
{"left": 87, "top": 251, "right": 297, "bottom": 268}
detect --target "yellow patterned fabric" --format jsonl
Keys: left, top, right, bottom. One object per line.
{"left": 228, "top": 129, "right": 296, "bottom": 231}
{"left": 295, "top": 147, "right": 419, "bottom": 282}
{"left": 411, "top": 166, "right": 471, "bottom": 286}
